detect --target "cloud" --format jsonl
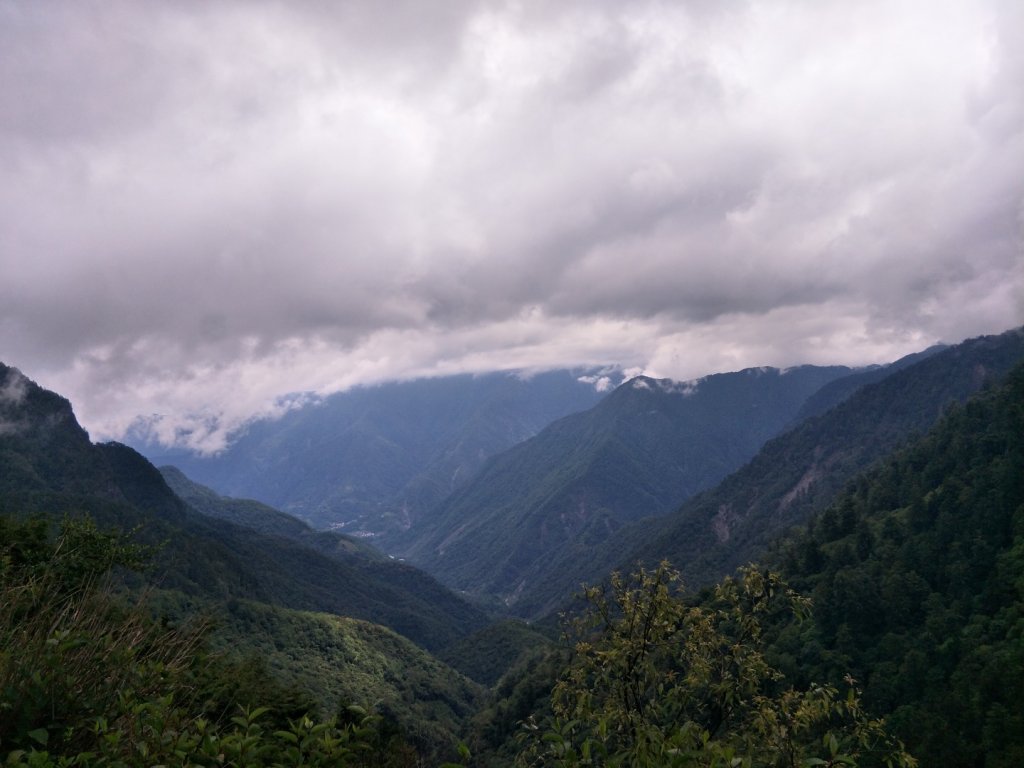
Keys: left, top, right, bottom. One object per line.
{"left": 577, "top": 373, "right": 616, "bottom": 393}
{"left": 0, "top": 367, "right": 28, "bottom": 407}
{"left": 0, "top": 367, "right": 30, "bottom": 435}
{"left": 0, "top": 0, "right": 1021, "bottom": 450}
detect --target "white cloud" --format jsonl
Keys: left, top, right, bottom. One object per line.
{"left": 0, "top": 0, "right": 1021, "bottom": 449}
{"left": 0, "top": 368, "right": 29, "bottom": 407}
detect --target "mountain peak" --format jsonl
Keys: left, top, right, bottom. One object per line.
{"left": 626, "top": 375, "right": 701, "bottom": 396}
{"left": 0, "top": 362, "right": 90, "bottom": 446}
{"left": 399, "top": 363, "right": 854, "bottom": 606}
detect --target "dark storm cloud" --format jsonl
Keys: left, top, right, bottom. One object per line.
{"left": 0, "top": 0, "right": 1021, "bottom": 450}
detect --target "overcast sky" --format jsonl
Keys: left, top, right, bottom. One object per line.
{"left": 2, "top": 0, "right": 1022, "bottom": 453}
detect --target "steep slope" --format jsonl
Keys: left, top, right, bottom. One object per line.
{"left": 400, "top": 365, "right": 852, "bottom": 603}
{"left": 0, "top": 363, "right": 488, "bottom": 651}
{"left": 438, "top": 619, "right": 555, "bottom": 687}
{"left": 764, "top": 359, "right": 1024, "bottom": 766}
{"left": 787, "top": 344, "right": 946, "bottom": 425}
{"left": 467, "top": 361, "right": 1024, "bottom": 764}
{"left": 159, "top": 465, "right": 386, "bottom": 563}
{"left": 134, "top": 370, "right": 606, "bottom": 538}
{"left": 149, "top": 593, "right": 486, "bottom": 756}
{"left": 516, "top": 327, "right": 1024, "bottom": 619}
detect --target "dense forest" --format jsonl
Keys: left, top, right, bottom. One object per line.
{"left": 2, "top": 330, "right": 1023, "bottom": 766}
{"left": 510, "top": 328, "right": 1024, "bottom": 619}
{"left": 766, "top": 362, "right": 1024, "bottom": 765}
{"left": 0, "top": 514, "right": 914, "bottom": 767}
{"left": 463, "top": 357, "right": 1024, "bottom": 766}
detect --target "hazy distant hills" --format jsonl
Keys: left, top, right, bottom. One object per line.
{"left": 5, "top": 329, "right": 1024, "bottom": 763}
{"left": 0, "top": 362, "right": 492, "bottom": 751}
{"left": 512, "top": 327, "right": 1024, "bottom": 618}
{"left": 470, "top": 343, "right": 1024, "bottom": 765}
{"left": 158, "top": 465, "right": 387, "bottom": 563}
{"left": 787, "top": 344, "right": 946, "bottom": 425}
{"left": 0, "top": 362, "right": 488, "bottom": 652}
{"left": 135, "top": 370, "right": 606, "bottom": 538}
{"left": 396, "top": 364, "right": 853, "bottom": 604}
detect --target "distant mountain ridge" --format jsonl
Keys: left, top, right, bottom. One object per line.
{"left": 134, "top": 370, "right": 607, "bottom": 537}
{"left": 0, "top": 361, "right": 495, "bottom": 754}
{"left": 787, "top": 344, "right": 946, "bottom": 425}
{"left": 0, "top": 362, "right": 488, "bottom": 652}
{"left": 158, "top": 465, "right": 387, "bottom": 564}
{"left": 396, "top": 364, "right": 854, "bottom": 605}
{"left": 512, "top": 327, "right": 1024, "bottom": 618}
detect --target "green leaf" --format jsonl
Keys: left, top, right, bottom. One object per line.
{"left": 27, "top": 729, "right": 49, "bottom": 746}
{"left": 248, "top": 705, "right": 271, "bottom": 721}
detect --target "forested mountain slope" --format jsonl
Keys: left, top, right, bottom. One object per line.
{"left": 788, "top": 344, "right": 945, "bottom": 425}
{"left": 514, "top": 327, "right": 1024, "bottom": 618}
{"left": 152, "top": 591, "right": 485, "bottom": 754}
{"left": 765, "top": 359, "right": 1024, "bottom": 766}
{"left": 136, "top": 370, "right": 606, "bottom": 538}
{"left": 0, "top": 362, "right": 488, "bottom": 652}
{"left": 467, "top": 355, "right": 1024, "bottom": 765}
{"left": 159, "top": 465, "right": 387, "bottom": 563}
{"left": 399, "top": 364, "right": 851, "bottom": 603}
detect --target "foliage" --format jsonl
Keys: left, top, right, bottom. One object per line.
{"left": 4, "top": 702, "right": 422, "bottom": 767}
{"left": 765, "top": 361, "right": 1024, "bottom": 766}
{"left": 465, "top": 645, "right": 568, "bottom": 765}
{"left": 0, "top": 515, "right": 470, "bottom": 766}
{"left": 519, "top": 563, "right": 914, "bottom": 768}
{"left": 198, "top": 597, "right": 484, "bottom": 757}
{"left": 403, "top": 366, "right": 852, "bottom": 609}
{"left": 440, "top": 619, "right": 556, "bottom": 687}
{"left": 509, "top": 329, "right": 1024, "bottom": 619}
{"left": 0, "top": 516, "right": 200, "bottom": 756}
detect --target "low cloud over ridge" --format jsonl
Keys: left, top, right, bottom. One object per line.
{"left": 1, "top": 0, "right": 1022, "bottom": 452}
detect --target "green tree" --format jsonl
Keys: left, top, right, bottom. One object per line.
{"left": 520, "top": 563, "right": 914, "bottom": 767}
{"left": 0, "top": 515, "right": 193, "bottom": 754}
{"left": 0, "top": 514, "right": 424, "bottom": 767}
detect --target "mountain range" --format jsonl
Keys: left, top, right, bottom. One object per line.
{"left": 134, "top": 370, "right": 606, "bottom": 538}
{"left": 393, "top": 364, "right": 854, "bottom": 604}
{"left": 467, "top": 335, "right": 1024, "bottom": 766}
{"left": 4, "top": 327, "right": 1024, "bottom": 764}
{"left": 0, "top": 361, "right": 487, "bottom": 653}
{"left": 510, "top": 328, "right": 1024, "bottom": 618}
{"left": 133, "top": 331, "right": 1021, "bottom": 617}
{"left": 0, "top": 360, "right": 496, "bottom": 754}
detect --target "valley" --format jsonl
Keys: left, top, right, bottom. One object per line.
{"left": 6, "top": 4, "right": 1020, "bottom": 764}
{"left": 133, "top": 370, "right": 607, "bottom": 540}
{"left": 2, "top": 327, "right": 1023, "bottom": 765}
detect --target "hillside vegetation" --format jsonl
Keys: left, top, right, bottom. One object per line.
{"left": 0, "top": 514, "right": 479, "bottom": 765}
{"left": 3, "top": 331, "right": 1023, "bottom": 766}
{"left": 137, "top": 370, "right": 605, "bottom": 538}
{"left": 765, "top": 360, "right": 1024, "bottom": 765}
{"left": 468, "top": 356, "right": 1024, "bottom": 766}
{"left": 0, "top": 363, "right": 488, "bottom": 652}
{"left": 400, "top": 365, "right": 851, "bottom": 604}
{"left": 513, "top": 328, "right": 1024, "bottom": 618}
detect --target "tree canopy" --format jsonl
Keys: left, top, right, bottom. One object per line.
{"left": 519, "top": 563, "right": 914, "bottom": 768}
